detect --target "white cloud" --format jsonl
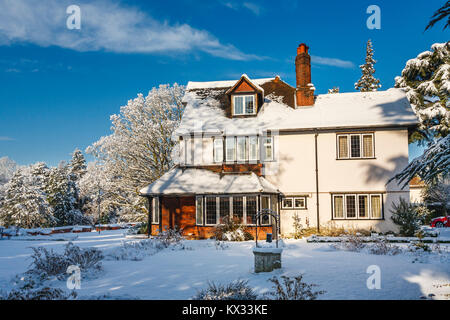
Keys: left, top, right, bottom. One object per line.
{"left": 0, "top": 0, "right": 261, "bottom": 61}
{"left": 242, "top": 2, "right": 262, "bottom": 15}
{"left": 311, "top": 55, "right": 355, "bottom": 68}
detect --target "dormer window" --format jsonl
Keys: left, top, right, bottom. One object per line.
{"left": 233, "top": 94, "right": 255, "bottom": 115}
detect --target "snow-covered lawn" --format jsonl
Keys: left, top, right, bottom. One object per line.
{"left": 0, "top": 230, "right": 449, "bottom": 300}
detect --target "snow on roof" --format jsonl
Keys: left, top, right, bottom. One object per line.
{"left": 176, "top": 87, "right": 418, "bottom": 135}
{"left": 139, "top": 167, "right": 279, "bottom": 195}
{"left": 186, "top": 77, "right": 274, "bottom": 90}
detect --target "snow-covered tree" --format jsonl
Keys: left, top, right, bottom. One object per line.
{"left": 390, "top": 135, "right": 449, "bottom": 188}
{"left": 355, "top": 39, "right": 381, "bottom": 92}
{"left": 0, "top": 157, "right": 19, "bottom": 185}
{"left": 328, "top": 87, "right": 339, "bottom": 94}
{"left": 395, "top": 42, "right": 449, "bottom": 140}
{"left": 69, "top": 149, "right": 87, "bottom": 181}
{"left": 0, "top": 163, "right": 55, "bottom": 228}
{"left": 425, "top": 1, "right": 450, "bottom": 31}
{"left": 45, "top": 163, "right": 89, "bottom": 226}
{"left": 87, "top": 84, "right": 185, "bottom": 221}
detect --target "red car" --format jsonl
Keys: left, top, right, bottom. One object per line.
{"left": 431, "top": 216, "right": 449, "bottom": 228}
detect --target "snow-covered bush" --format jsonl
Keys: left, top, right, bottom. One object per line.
{"left": 1, "top": 286, "right": 77, "bottom": 300}
{"left": 390, "top": 198, "right": 426, "bottom": 236}
{"left": 193, "top": 280, "right": 258, "bottom": 300}
{"left": 155, "top": 226, "right": 184, "bottom": 247}
{"left": 366, "top": 238, "right": 402, "bottom": 255}
{"left": 28, "top": 242, "right": 103, "bottom": 279}
{"left": 330, "top": 235, "right": 366, "bottom": 252}
{"left": 106, "top": 239, "right": 163, "bottom": 261}
{"left": 213, "top": 216, "right": 253, "bottom": 241}
{"left": 264, "top": 274, "right": 325, "bottom": 300}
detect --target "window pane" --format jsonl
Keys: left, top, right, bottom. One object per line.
{"left": 206, "top": 197, "right": 217, "bottom": 224}
{"left": 260, "top": 196, "right": 270, "bottom": 225}
{"left": 248, "top": 136, "right": 258, "bottom": 161}
{"left": 246, "top": 196, "right": 257, "bottom": 225}
{"left": 245, "top": 96, "right": 254, "bottom": 114}
{"left": 346, "top": 195, "right": 356, "bottom": 218}
{"left": 214, "top": 139, "right": 223, "bottom": 162}
{"left": 338, "top": 136, "right": 348, "bottom": 158}
{"left": 334, "top": 196, "right": 344, "bottom": 218}
{"left": 237, "top": 137, "right": 246, "bottom": 161}
{"left": 294, "top": 198, "right": 305, "bottom": 208}
{"left": 196, "top": 197, "right": 203, "bottom": 225}
{"left": 234, "top": 96, "right": 243, "bottom": 114}
{"left": 219, "top": 197, "right": 230, "bottom": 223}
{"left": 363, "top": 135, "right": 374, "bottom": 158}
{"left": 263, "top": 137, "right": 273, "bottom": 160}
{"left": 282, "top": 198, "right": 293, "bottom": 208}
{"left": 152, "top": 197, "right": 159, "bottom": 223}
{"left": 371, "top": 195, "right": 382, "bottom": 218}
{"left": 233, "top": 196, "right": 243, "bottom": 223}
{"left": 225, "top": 137, "right": 235, "bottom": 161}
{"left": 358, "top": 195, "right": 368, "bottom": 218}
{"left": 350, "top": 135, "right": 361, "bottom": 158}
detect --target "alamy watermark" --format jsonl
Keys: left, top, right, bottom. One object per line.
{"left": 366, "top": 265, "right": 381, "bottom": 290}
{"left": 66, "top": 5, "right": 81, "bottom": 30}
{"left": 66, "top": 265, "right": 81, "bottom": 290}
{"left": 366, "top": 5, "right": 381, "bottom": 30}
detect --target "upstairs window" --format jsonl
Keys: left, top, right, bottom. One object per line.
{"left": 337, "top": 133, "right": 374, "bottom": 159}
{"left": 263, "top": 137, "right": 273, "bottom": 161}
{"left": 213, "top": 138, "right": 223, "bottom": 163}
{"left": 224, "top": 136, "right": 261, "bottom": 163}
{"left": 233, "top": 95, "right": 255, "bottom": 115}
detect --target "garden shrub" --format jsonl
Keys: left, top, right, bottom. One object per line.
{"left": 264, "top": 274, "right": 325, "bottom": 300}
{"left": 193, "top": 280, "right": 258, "bottom": 300}
{"left": 390, "top": 198, "right": 426, "bottom": 236}
{"left": 213, "top": 216, "right": 253, "bottom": 241}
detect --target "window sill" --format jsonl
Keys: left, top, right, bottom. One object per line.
{"left": 336, "top": 157, "right": 376, "bottom": 161}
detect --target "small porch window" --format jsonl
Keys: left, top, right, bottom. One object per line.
{"left": 196, "top": 196, "right": 203, "bottom": 225}
{"left": 152, "top": 197, "right": 160, "bottom": 224}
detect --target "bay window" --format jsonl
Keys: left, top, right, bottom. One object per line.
{"left": 195, "top": 196, "right": 203, "bottom": 225}
{"left": 205, "top": 196, "right": 217, "bottom": 225}
{"left": 246, "top": 196, "right": 257, "bottom": 225}
{"left": 225, "top": 137, "right": 236, "bottom": 161}
{"left": 237, "top": 136, "right": 247, "bottom": 162}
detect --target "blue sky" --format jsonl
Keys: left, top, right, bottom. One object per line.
{"left": 0, "top": 0, "right": 447, "bottom": 166}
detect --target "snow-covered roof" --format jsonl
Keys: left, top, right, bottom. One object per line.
{"left": 186, "top": 77, "right": 274, "bottom": 90}
{"left": 177, "top": 80, "right": 418, "bottom": 135}
{"left": 139, "top": 167, "right": 279, "bottom": 195}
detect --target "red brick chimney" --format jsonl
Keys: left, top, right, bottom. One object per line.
{"left": 295, "top": 43, "right": 315, "bottom": 106}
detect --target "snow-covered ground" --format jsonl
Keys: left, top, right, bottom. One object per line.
{"left": 0, "top": 229, "right": 449, "bottom": 300}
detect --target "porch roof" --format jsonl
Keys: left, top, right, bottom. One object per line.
{"left": 139, "top": 167, "right": 279, "bottom": 196}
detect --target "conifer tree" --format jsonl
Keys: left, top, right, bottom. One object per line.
{"left": 69, "top": 148, "right": 87, "bottom": 181}
{"left": 355, "top": 39, "right": 381, "bottom": 92}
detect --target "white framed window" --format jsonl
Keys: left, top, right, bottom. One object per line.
{"left": 262, "top": 136, "right": 273, "bottom": 161}
{"left": 282, "top": 196, "right": 306, "bottom": 209}
{"left": 370, "top": 195, "right": 382, "bottom": 219}
{"left": 333, "top": 193, "right": 382, "bottom": 219}
{"left": 233, "top": 95, "right": 255, "bottom": 115}
{"left": 184, "top": 137, "right": 193, "bottom": 164}
{"left": 294, "top": 197, "right": 306, "bottom": 209}
{"left": 196, "top": 196, "right": 203, "bottom": 225}
{"left": 213, "top": 138, "right": 223, "bottom": 163}
{"left": 248, "top": 136, "right": 259, "bottom": 161}
{"left": 225, "top": 137, "right": 236, "bottom": 162}
{"left": 282, "top": 197, "right": 293, "bottom": 209}
{"left": 237, "top": 136, "right": 247, "bottom": 162}
{"left": 152, "top": 197, "right": 160, "bottom": 224}
{"left": 337, "top": 133, "right": 374, "bottom": 159}
{"left": 358, "top": 195, "right": 369, "bottom": 219}
{"left": 219, "top": 196, "right": 231, "bottom": 224}
{"left": 246, "top": 195, "right": 258, "bottom": 225}
{"left": 232, "top": 196, "right": 244, "bottom": 223}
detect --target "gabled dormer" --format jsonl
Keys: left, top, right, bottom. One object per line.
{"left": 226, "top": 74, "right": 264, "bottom": 117}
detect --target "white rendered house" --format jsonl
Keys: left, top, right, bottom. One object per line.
{"left": 140, "top": 43, "right": 418, "bottom": 238}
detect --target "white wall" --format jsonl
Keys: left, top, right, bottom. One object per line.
{"left": 265, "top": 128, "right": 410, "bottom": 234}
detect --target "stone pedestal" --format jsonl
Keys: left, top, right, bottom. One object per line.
{"left": 252, "top": 248, "right": 283, "bottom": 273}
